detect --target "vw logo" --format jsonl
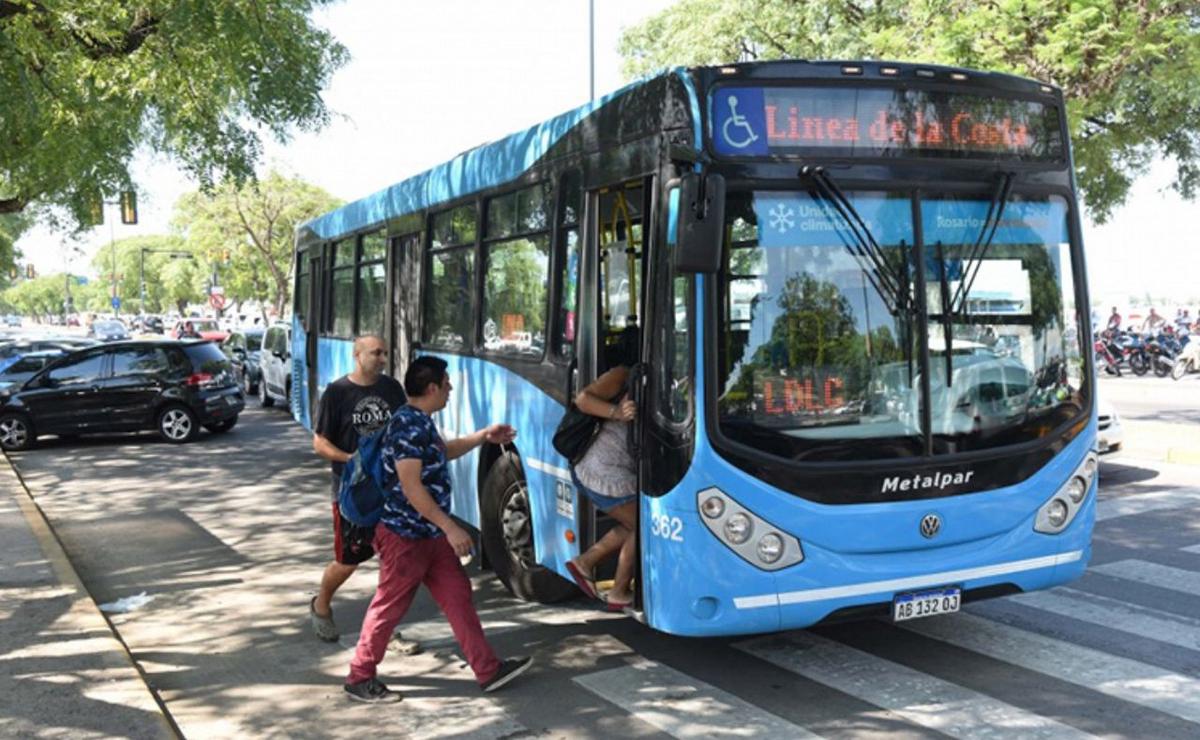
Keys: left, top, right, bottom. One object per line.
{"left": 920, "top": 513, "right": 942, "bottom": 539}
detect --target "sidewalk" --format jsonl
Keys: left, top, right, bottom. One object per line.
{"left": 0, "top": 456, "right": 175, "bottom": 739}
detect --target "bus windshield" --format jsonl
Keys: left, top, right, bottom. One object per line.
{"left": 716, "top": 188, "right": 1087, "bottom": 462}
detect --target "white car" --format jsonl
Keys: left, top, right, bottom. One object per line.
{"left": 1097, "top": 397, "right": 1124, "bottom": 456}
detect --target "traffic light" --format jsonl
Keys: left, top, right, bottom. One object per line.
{"left": 120, "top": 190, "right": 138, "bottom": 225}
{"left": 221, "top": 248, "right": 231, "bottom": 264}
{"left": 87, "top": 194, "right": 104, "bottom": 226}
{"left": 25, "top": 264, "right": 35, "bottom": 279}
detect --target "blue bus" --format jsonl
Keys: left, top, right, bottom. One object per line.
{"left": 291, "top": 61, "right": 1096, "bottom": 637}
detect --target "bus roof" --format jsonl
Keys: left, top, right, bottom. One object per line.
{"left": 298, "top": 68, "right": 696, "bottom": 242}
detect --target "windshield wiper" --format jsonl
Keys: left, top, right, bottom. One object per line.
{"left": 949, "top": 172, "right": 1014, "bottom": 315}
{"left": 935, "top": 172, "right": 1014, "bottom": 388}
{"left": 802, "top": 166, "right": 906, "bottom": 315}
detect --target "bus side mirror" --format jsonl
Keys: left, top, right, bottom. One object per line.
{"left": 674, "top": 172, "right": 726, "bottom": 274}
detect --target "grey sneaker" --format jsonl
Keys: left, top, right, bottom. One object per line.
{"left": 344, "top": 677, "right": 402, "bottom": 704}
{"left": 481, "top": 656, "right": 533, "bottom": 693}
{"left": 310, "top": 596, "right": 338, "bottom": 642}
{"left": 389, "top": 631, "right": 422, "bottom": 655}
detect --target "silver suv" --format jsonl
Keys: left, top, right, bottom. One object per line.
{"left": 258, "top": 323, "right": 291, "bottom": 409}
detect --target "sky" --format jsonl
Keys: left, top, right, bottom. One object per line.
{"left": 16, "top": 0, "right": 1200, "bottom": 307}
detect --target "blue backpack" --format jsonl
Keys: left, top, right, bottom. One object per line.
{"left": 338, "top": 424, "right": 391, "bottom": 528}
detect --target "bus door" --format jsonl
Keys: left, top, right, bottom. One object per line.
{"left": 389, "top": 232, "right": 422, "bottom": 375}
{"left": 305, "top": 247, "right": 325, "bottom": 424}
{"left": 575, "top": 178, "right": 649, "bottom": 583}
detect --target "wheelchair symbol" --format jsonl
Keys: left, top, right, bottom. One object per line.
{"left": 721, "top": 94, "right": 759, "bottom": 149}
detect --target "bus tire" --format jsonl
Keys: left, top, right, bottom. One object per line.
{"left": 480, "top": 452, "right": 576, "bottom": 604}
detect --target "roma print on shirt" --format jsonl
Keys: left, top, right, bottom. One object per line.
{"left": 351, "top": 395, "right": 394, "bottom": 436}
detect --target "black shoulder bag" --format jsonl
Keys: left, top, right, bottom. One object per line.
{"left": 552, "top": 384, "right": 626, "bottom": 465}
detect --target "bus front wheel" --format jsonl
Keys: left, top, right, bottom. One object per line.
{"left": 481, "top": 452, "right": 576, "bottom": 604}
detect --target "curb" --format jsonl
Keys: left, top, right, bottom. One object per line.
{"left": 1, "top": 452, "right": 182, "bottom": 739}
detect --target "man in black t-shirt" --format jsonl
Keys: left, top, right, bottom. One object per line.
{"left": 310, "top": 335, "right": 415, "bottom": 647}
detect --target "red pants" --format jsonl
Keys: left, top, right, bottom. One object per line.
{"left": 347, "top": 526, "right": 500, "bottom": 685}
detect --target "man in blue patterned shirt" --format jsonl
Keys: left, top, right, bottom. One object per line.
{"left": 344, "top": 355, "right": 533, "bottom": 703}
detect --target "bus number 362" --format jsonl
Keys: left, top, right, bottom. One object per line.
{"left": 651, "top": 514, "right": 684, "bottom": 542}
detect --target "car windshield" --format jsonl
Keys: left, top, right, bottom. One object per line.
{"left": 716, "top": 188, "right": 1087, "bottom": 462}
{"left": 95, "top": 321, "right": 124, "bottom": 332}
{"left": 245, "top": 333, "right": 263, "bottom": 351}
{"left": 192, "top": 320, "right": 219, "bottom": 332}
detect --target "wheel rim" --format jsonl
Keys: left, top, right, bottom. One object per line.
{"left": 161, "top": 409, "right": 192, "bottom": 440}
{"left": 0, "top": 417, "right": 28, "bottom": 448}
{"left": 500, "top": 483, "right": 536, "bottom": 568}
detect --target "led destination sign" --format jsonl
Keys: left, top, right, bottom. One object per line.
{"left": 711, "top": 86, "right": 1064, "bottom": 160}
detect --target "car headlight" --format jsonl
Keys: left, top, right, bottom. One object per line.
{"left": 1035, "top": 453, "right": 1098, "bottom": 534}
{"left": 696, "top": 487, "right": 804, "bottom": 571}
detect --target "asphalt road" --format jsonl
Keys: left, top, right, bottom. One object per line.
{"left": 1098, "top": 372, "right": 1200, "bottom": 425}
{"left": 10, "top": 398, "right": 1200, "bottom": 739}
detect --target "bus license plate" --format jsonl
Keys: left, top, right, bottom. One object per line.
{"left": 893, "top": 587, "right": 961, "bottom": 622}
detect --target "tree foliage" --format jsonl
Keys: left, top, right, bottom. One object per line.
{"left": 619, "top": 0, "right": 1200, "bottom": 221}
{"left": 0, "top": 0, "right": 347, "bottom": 227}
{"left": 87, "top": 233, "right": 202, "bottom": 314}
{"left": 172, "top": 171, "right": 341, "bottom": 318}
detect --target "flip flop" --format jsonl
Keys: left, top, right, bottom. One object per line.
{"left": 605, "top": 596, "right": 633, "bottom": 612}
{"left": 566, "top": 559, "right": 598, "bottom": 600}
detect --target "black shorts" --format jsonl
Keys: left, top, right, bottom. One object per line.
{"left": 332, "top": 501, "right": 376, "bottom": 566}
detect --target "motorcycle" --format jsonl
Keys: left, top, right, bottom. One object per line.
{"left": 1146, "top": 329, "right": 1182, "bottom": 378}
{"left": 1171, "top": 337, "right": 1200, "bottom": 380}
{"left": 1119, "top": 331, "right": 1151, "bottom": 376}
{"left": 1094, "top": 332, "right": 1125, "bottom": 376}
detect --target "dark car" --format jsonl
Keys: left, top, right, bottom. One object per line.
{"left": 222, "top": 329, "right": 264, "bottom": 395}
{"left": 0, "top": 338, "right": 98, "bottom": 373}
{"left": 90, "top": 319, "right": 131, "bottom": 342}
{"left": 0, "top": 340, "right": 244, "bottom": 451}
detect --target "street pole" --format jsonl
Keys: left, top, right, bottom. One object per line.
{"left": 110, "top": 211, "right": 118, "bottom": 317}
{"left": 140, "top": 248, "right": 146, "bottom": 317}
{"left": 588, "top": 0, "right": 595, "bottom": 101}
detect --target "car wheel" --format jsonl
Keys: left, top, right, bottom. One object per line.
{"left": 204, "top": 416, "right": 238, "bottom": 434}
{"left": 0, "top": 413, "right": 35, "bottom": 451}
{"left": 259, "top": 379, "right": 275, "bottom": 407}
{"left": 157, "top": 404, "right": 199, "bottom": 443}
{"left": 480, "top": 451, "right": 576, "bottom": 603}
{"left": 242, "top": 373, "right": 257, "bottom": 396}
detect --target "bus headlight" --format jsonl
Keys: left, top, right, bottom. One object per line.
{"left": 724, "top": 513, "right": 753, "bottom": 544}
{"left": 756, "top": 533, "right": 784, "bottom": 563}
{"left": 695, "top": 487, "right": 804, "bottom": 571}
{"left": 701, "top": 496, "right": 725, "bottom": 519}
{"left": 1066, "top": 477, "right": 1086, "bottom": 504}
{"left": 1035, "top": 453, "right": 1098, "bottom": 534}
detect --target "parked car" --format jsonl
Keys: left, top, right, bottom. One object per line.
{"left": 170, "top": 318, "right": 229, "bottom": 342}
{"left": 223, "top": 328, "right": 264, "bottom": 396}
{"left": 258, "top": 322, "right": 291, "bottom": 408}
{"left": 0, "top": 350, "right": 69, "bottom": 390}
{"left": 89, "top": 319, "right": 131, "bottom": 342}
{"left": 0, "top": 338, "right": 98, "bottom": 372}
{"left": 4, "top": 314, "right": 21, "bottom": 327}
{"left": 130, "top": 315, "right": 164, "bottom": 334}
{"left": 0, "top": 340, "right": 243, "bottom": 451}
{"left": 1097, "top": 397, "right": 1123, "bottom": 456}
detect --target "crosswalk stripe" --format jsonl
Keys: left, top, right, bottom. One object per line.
{"left": 1008, "top": 588, "right": 1200, "bottom": 652}
{"left": 1182, "top": 544, "right": 1200, "bottom": 554}
{"left": 736, "top": 632, "right": 1093, "bottom": 739}
{"left": 1095, "top": 489, "right": 1200, "bottom": 522}
{"left": 903, "top": 611, "right": 1200, "bottom": 724}
{"left": 1090, "top": 559, "right": 1200, "bottom": 597}
{"left": 573, "top": 659, "right": 821, "bottom": 739}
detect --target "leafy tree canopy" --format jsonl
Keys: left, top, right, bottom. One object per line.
{"left": 172, "top": 170, "right": 341, "bottom": 318}
{"left": 619, "top": 0, "right": 1200, "bottom": 221}
{"left": 0, "top": 0, "right": 347, "bottom": 227}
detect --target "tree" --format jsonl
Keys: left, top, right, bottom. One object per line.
{"left": 172, "top": 171, "right": 341, "bottom": 318}
{"left": 619, "top": 0, "right": 1200, "bottom": 221}
{"left": 0, "top": 213, "right": 29, "bottom": 288}
{"left": 0, "top": 0, "right": 347, "bottom": 227}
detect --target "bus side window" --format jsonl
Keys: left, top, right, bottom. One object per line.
{"left": 599, "top": 183, "right": 644, "bottom": 369}
{"left": 555, "top": 170, "right": 581, "bottom": 361}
